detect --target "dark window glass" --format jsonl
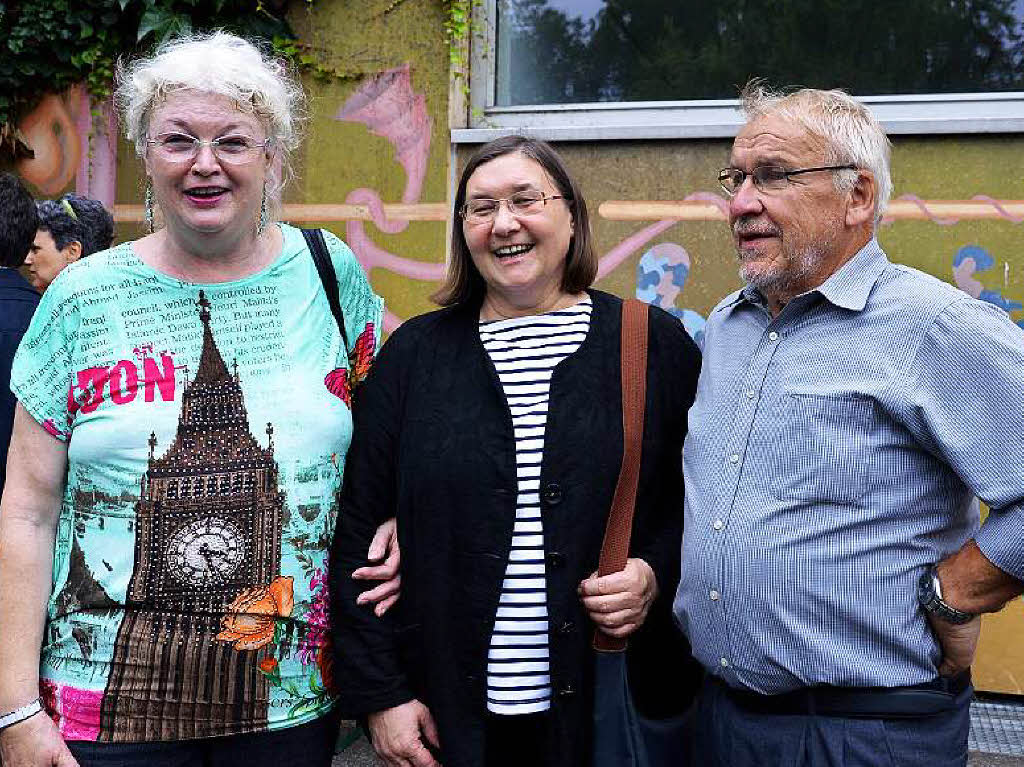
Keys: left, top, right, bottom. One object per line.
{"left": 495, "top": 0, "right": 1024, "bottom": 106}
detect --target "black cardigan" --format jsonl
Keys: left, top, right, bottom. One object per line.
{"left": 330, "top": 289, "right": 703, "bottom": 767}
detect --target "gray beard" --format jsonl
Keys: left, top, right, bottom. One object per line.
{"left": 739, "top": 245, "right": 821, "bottom": 297}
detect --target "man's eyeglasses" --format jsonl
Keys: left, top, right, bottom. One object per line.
{"left": 718, "top": 164, "right": 857, "bottom": 195}
{"left": 146, "top": 132, "right": 272, "bottom": 165}
{"left": 461, "top": 191, "right": 567, "bottom": 225}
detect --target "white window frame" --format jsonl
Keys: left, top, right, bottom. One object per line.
{"left": 452, "top": 0, "right": 1024, "bottom": 143}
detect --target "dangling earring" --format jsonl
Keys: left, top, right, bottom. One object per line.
{"left": 256, "top": 184, "right": 268, "bottom": 238}
{"left": 144, "top": 182, "right": 155, "bottom": 234}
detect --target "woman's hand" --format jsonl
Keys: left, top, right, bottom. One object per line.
{"left": 367, "top": 699, "right": 441, "bottom": 767}
{"left": 0, "top": 711, "right": 78, "bottom": 767}
{"left": 579, "top": 558, "right": 658, "bottom": 639}
{"left": 353, "top": 517, "right": 401, "bottom": 616}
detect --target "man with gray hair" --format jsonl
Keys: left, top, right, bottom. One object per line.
{"left": 674, "top": 82, "right": 1024, "bottom": 765}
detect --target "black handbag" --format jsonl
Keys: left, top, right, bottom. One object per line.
{"left": 592, "top": 298, "right": 694, "bottom": 767}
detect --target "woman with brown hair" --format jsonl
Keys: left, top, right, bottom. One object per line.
{"left": 331, "top": 135, "right": 703, "bottom": 766}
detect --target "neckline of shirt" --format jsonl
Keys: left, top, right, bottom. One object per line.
{"left": 121, "top": 223, "right": 306, "bottom": 290}
{"left": 479, "top": 295, "right": 593, "bottom": 328}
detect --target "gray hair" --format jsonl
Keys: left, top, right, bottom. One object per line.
{"left": 115, "top": 31, "right": 305, "bottom": 198}
{"left": 740, "top": 81, "right": 892, "bottom": 227}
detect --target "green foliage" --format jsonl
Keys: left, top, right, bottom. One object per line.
{"left": 442, "top": 0, "right": 471, "bottom": 72}
{"left": 0, "top": 0, "right": 356, "bottom": 144}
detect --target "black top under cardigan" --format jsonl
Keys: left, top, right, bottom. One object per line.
{"left": 330, "top": 289, "right": 703, "bottom": 767}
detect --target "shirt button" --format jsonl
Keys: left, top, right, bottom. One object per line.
{"left": 542, "top": 483, "right": 563, "bottom": 506}
{"left": 710, "top": 589, "right": 720, "bottom": 601}
{"left": 546, "top": 552, "right": 565, "bottom": 569}
{"left": 768, "top": 331, "right": 779, "bottom": 341}
{"left": 720, "top": 658, "right": 729, "bottom": 668}
{"left": 728, "top": 453, "right": 739, "bottom": 464}
{"left": 746, "top": 389, "right": 756, "bottom": 400}
{"left": 713, "top": 519, "right": 724, "bottom": 531}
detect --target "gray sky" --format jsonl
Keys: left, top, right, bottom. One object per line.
{"left": 545, "top": 0, "right": 605, "bottom": 23}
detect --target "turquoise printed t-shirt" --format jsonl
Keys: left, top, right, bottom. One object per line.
{"left": 11, "top": 223, "right": 382, "bottom": 742}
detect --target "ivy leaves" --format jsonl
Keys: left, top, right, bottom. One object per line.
{"left": 0, "top": 0, "right": 298, "bottom": 134}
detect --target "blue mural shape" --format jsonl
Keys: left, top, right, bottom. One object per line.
{"left": 636, "top": 243, "right": 705, "bottom": 346}
{"left": 952, "top": 245, "right": 1024, "bottom": 329}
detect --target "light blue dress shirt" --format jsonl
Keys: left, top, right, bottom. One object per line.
{"left": 674, "top": 239, "right": 1024, "bottom": 695}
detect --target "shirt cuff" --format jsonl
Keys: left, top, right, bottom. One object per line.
{"left": 975, "top": 502, "right": 1024, "bottom": 582}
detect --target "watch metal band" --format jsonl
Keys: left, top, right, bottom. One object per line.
{"left": 917, "top": 565, "right": 976, "bottom": 625}
{"left": 0, "top": 697, "right": 43, "bottom": 731}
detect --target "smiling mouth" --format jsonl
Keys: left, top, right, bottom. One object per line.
{"left": 493, "top": 243, "right": 534, "bottom": 259}
{"left": 185, "top": 187, "right": 228, "bottom": 199}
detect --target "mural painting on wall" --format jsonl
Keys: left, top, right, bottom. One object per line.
{"left": 15, "top": 86, "right": 118, "bottom": 207}
{"left": 14, "top": 67, "right": 1024, "bottom": 338}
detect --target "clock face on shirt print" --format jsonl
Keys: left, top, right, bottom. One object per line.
{"left": 164, "top": 517, "right": 246, "bottom": 587}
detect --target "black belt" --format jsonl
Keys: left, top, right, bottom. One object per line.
{"left": 715, "top": 671, "right": 971, "bottom": 719}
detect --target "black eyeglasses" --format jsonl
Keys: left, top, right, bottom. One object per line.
{"left": 718, "top": 164, "right": 857, "bottom": 195}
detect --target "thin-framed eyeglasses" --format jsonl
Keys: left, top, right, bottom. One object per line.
{"left": 718, "top": 164, "right": 857, "bottom": 195}
{"left": 461, "top": 191, "right": 568, "bottom": 225}
{"left": 145, "top": 132, "right": 273, "bottom": 165}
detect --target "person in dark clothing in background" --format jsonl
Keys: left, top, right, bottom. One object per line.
{"left": 0, "top": 172, "right": 40, "bottom": 499}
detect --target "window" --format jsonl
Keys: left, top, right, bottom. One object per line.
{"left": 457, "top": 0, "right": 1024, "bottom": 141}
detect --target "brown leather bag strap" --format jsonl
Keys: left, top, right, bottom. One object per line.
{"left": 593, "top": 298, "right": 649, "bottom": 653}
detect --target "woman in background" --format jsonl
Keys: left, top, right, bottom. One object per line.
{"left": 27, "top": 195, "right": 115, "bottom": 291}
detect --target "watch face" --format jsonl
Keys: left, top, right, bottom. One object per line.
{"left": 165, "top": 517, "right": 246, "bottom": 587}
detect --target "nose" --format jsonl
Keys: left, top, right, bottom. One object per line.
{"left": 490, "top": 200, "right": 520, "bottom": 236}
{"left": 728, "top": 174, "right": 764, "bottom": 221}
{"left": 190, "top": 142, "right": 221, "bottom": 174}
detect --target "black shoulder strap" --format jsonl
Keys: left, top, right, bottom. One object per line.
{"left": 302, "top": 227, "right": 350, "bottom": 350}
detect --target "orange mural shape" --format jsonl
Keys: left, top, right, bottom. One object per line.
{"left": 17, "top": 93, "right": 81, "bottom": 195}
{"left": 216, "top": 575, "right": 295, "bottom": 651}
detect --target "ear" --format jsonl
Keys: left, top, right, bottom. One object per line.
{"left": 64, "top": 241, "right": 83, "bottom": 263}
{"left": 845, "top": 170, "right": 877, "bottom": 228}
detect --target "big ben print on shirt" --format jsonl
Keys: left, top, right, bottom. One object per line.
{"left": 100, "top": 291, "right": 285, "bottom": 741}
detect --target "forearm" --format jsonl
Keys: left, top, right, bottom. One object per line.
{"left": 0, "top": 407, "right": 68, "bottom": 712}
{"left": 938, "top": 539, "right": 1024, "bottom": 614}
{"left": 0, "top": 513, "right": 58, "bottom": 710}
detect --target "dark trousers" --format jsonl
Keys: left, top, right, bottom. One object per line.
{"left": 484, "top": 712, "right": 549, "bottom": 767}
{"left": 695, "top": 676, "right": 971, "bottom": 767}
{"left": 67, "top": 712, "right": 340, "bottom": 767}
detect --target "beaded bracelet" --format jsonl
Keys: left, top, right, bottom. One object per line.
{"left": 0, "top": 698, "right": 43, "bottom": 732}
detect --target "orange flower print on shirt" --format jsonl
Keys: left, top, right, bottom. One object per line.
{"left": 216, "top": 576, "right": 294, "bottom": 651}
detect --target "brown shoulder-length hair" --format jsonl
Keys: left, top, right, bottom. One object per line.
{"left": 432, "top": 135, "right": 597, "bottom": 307}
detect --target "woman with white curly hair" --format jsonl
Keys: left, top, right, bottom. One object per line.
{"left": 0, "top": 31, "right": 398, "bottom": 766}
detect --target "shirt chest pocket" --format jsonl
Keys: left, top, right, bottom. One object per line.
{"left": 768, "top": 392, "right": 873, "bottom": 505}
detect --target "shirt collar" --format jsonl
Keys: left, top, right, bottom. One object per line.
{"left": 814, "top": 239, "right": 888, "bottom": 312}
{"left": 728, "top": 238, "right": 888, "bottom": 314}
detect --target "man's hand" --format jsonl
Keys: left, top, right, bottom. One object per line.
{"left": 579, "top": 558, "right": 657, "bottom": 639}
{"left": 0, "top": 710, "right": 79, "bottom": 767}
{"left": 367, "top": 699, "right": 441, "bottom": 767}
{"left": 353, "top": 517, "right": 400, "bottom": 617}
{"left": 927, "top": 612, "right": 982, "bottom": 677}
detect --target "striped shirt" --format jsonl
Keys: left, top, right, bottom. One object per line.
{"left": 479, "top": 297, "right": 593, "bottom": 715}
{"left": 674, "top": 239, "right": 1024, "bottom": 695}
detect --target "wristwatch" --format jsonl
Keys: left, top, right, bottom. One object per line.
{"left": 917, "top": 564, "right": 976, "bottom": 624}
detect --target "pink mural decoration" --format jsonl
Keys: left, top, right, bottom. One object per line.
{"left": 953, "top": 258, "right": 984, "bottom": 298}
{"left": 882, "top": 194, "right": 958, "bottom": 226}
{"left": 597, "top": 193, "right": 729, "bottom": 279}
{"left": 73, "top": 87, "right": 119, "bottom": 208}
{"left": 334, "top": 64, "right": 440, "bottom": 330}
{"left": 969, "top": 195, "right": 1024, "bottom": 224}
